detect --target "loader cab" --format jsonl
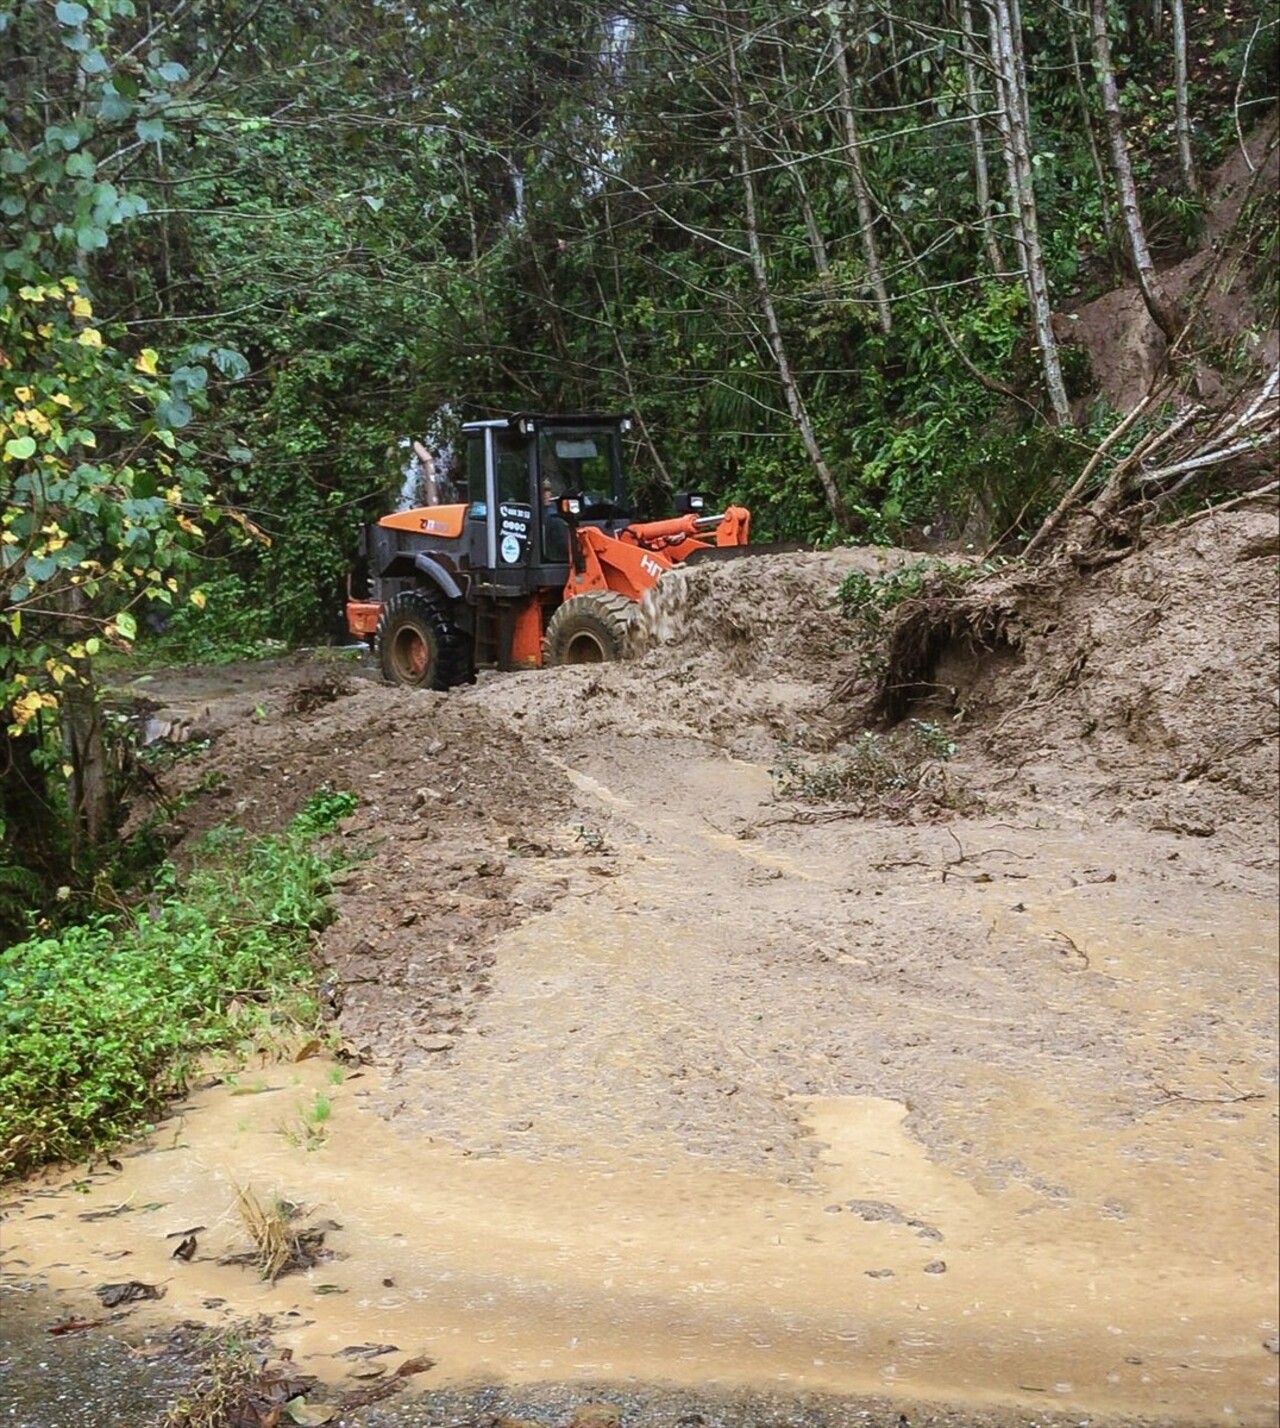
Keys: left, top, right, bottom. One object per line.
{"left": 462, "top": 413, "right": 631, "bottom": 591}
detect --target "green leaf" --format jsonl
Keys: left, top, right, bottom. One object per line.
{"left": 54, "top": 0, "right": 89, "bottom": 23}
{"left": 170, "top": 365, "right": 207, "bottom": 395}
{"left": 98, "top": 88, "right": 134, "bottom": 122}
{"left": 115, "top": 610, "right": 138, "bottom": 640}
{"left": 156, "top": 395, "right": 192, "bottom": 429}
{"left": 0, "top": 194, "right": 25, "bottom": 218}
{"left": 210, "top": 348, "right": 250, "bottom": 380}
{"left": 156, "top": 61, "right": 189, "bottom": 83}
{"left": 0, "top": 151, "right": 28, "bottom": 175}
{"left": 135, "top": 117, "right": 167, "bottom": 143}
{"left": 79, "top": 50, "right": 110, "bottom": 76}
{"left": 44, "top": 123, "right": 81, "bottom": 151}
{"left": 75, "top": 225, "right": 109, "bottom": 252}
{"left": 65, "top": 152, "right": 96, "bottom": 179}
{"left": 4, "top": 437, "right": 37, "bottom": 460}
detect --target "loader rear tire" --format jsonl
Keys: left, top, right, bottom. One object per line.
{"left": 543, "top": 591, "right": 636, "bottom": 667}
{"left": 377, "top": 588, "right": 468, "bottom": 690}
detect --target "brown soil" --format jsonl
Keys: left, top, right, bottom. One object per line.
{"left": 1064, "top": 114, "right": 1279, "bottom": 415}
{"left": 3, "top": 512, "right": 1278, "bottom": 1428}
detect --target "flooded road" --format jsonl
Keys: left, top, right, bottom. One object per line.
{"left": 3, "top": 738, "right": 1277, "bottom": 1427}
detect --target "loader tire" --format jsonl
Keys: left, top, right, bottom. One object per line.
{"left": 376, "top": 588, "right": 468, "bottom": 690}
{"left": 543, "top": 591, "right": 637, "bottom": 667}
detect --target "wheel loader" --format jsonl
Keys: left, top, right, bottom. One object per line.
{"left": 345, "top": 413, "right": 753, "bottom": 688}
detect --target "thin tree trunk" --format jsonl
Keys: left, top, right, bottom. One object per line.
{"left": 1067, "top": 14, "right": 1120, "bottom": 269}
{"left": 720, "top": 6, "right": 852, "bottom": 531}
{"left": 988, "top": 0, "right": 1073, "bottom": 425}
{"left": 1170, "top": 0, "right": 1199, "bottom": 194}
{"left": 1089, "top": 0, "right": 1182, "bottom": 343}
{"left": 829, "top": 11, "right": 893, "bottom": 334}
{"left": 596, "top": 193, "right": 675, "bottom": 491}
{"left": 60, "top": 664, "right": 111, "bottom": 872}
{"left": 775, "top": 49, "right": 838, "bottom": 300}
{"left": 960, "top": 0, "right": 1005, "bottom": 274}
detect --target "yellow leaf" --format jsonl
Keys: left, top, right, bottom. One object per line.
{"left": 17, "top": 285, "right": 44, "bottom": 302}
{"left": 14, "top": 385, "right": 33, "bottom": 402}
{"left": 135, "top": 348, "right": 159, "bottom": 375}
{"left": 8, "top": 610, "right": 18, "bottom": 636}
{"left": 9, "top": 410, "right": 27, "bottom": 427}
{"left": 37, "top": 323, "right": 53, "bottom": 337}
{"left": 0, "top": 532, "right": 17, "bottom": 545}
{"left": 27, "top": 409, "right": 51, "bottom": 436}
{"left": 71, "top": 296, "right": 93, "bottom": 319}
{"left": 78, "top": 328, "right": 103, "bottom": 348}
{"left": 190, "top": 588, "right": 207, "bottom": 610}
{"left": 11, "top": 690, "right": 58, "bottom": 727}
{"left": 61, "top": 277, "right": 79, "bottom": 292}
{"left": 52, "top": 392, "right": 73, "bottom": 407}
{"left": 61, "top": 764, "right": 75, "bottom": 778}
{"left": 176, "top": 515, "right": 204, "bottom": 537}
{"left": 67, "top": 642, "right": 86, "bottom": 659}
{"left": 166, "top": 577, "right": 179, "bottom": 592}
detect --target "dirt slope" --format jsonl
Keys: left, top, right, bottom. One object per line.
{"left": 7, "top": 512, "right": 1277, "bottom": 1428}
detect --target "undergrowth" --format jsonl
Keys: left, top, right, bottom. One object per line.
{"left": 0, "top": 787, "right": 357, "bottom": 1180}
{"left": 771, "top": 721, "right": 979, "bottom": 819}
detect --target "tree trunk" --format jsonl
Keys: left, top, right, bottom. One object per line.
{"left": 961, "top": 0, "right": 1006, "bottom": 275}
{"left": 988, "top": 0, "right": 1073, "bottom": 425}
{"left": 720, "top": 6, "right": 852, "bottom": 532}
{"left": 1170, "top": 0, "right": 1199, "bottom": 195}
{"left": 1089, "top": 0, "right": 1183, "bottom": 344}
{"left": 775, "top": 46, "right": 838, "bottom": 299}
{"left": 1067, "top": 12, "right": 1121, "bottom": 270}
{"left": 60, "top": 665, "right": 111, "bottom": 874}
{"left": 829, "top": 11, "right": 893, "bottom": 335}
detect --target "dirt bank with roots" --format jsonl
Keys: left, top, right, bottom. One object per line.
{"left": 2, "top": 509, "right": 1277, "bottom": 1428}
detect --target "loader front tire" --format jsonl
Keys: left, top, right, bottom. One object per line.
{"left": 543, "top": 591, "right": 636, "bottom": 667}
{"left": 377, "top": 588, "right": 467, "bottom": 690}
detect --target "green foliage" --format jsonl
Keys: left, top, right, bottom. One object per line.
{"left": 770, "top": 721, "right": 974, "bottom": 817}
{"left": 0, "top": 788, "right": 357, "bottom": 1179}
{"left": 136, "top": 573, "right": 277, "bottom": 665}
{"left": 838, "top": 558, "right": 1002, "bottom": 626}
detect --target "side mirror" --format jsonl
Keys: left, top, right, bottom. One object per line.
{"left": 675, "top": 491, "right": 709, "bottom": 515}
{"left": 558, "top": 495, "right": 582, "bottom": 518}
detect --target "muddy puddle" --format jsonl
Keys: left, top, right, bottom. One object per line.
{"left": 3, "top": 1044, "right": 1276, "bottom": 1424}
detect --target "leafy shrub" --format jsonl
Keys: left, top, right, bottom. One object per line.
{"left": 0, "top": 788, "right": 356, "bottom": 1179}
{"left": 137, "top": 573, "right": 278, "bottom": 665}
{"left": 770, "top": 721, "right": 975, "bottom": 819}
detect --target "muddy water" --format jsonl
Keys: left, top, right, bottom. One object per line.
{"left": 3, "top": 750, "right": 1278, "bottom": 1426}
{"left": 3, "top": 1056, "right": 1276, "bottom": 1423}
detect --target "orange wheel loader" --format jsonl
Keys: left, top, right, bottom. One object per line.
{"left": 346, "top": 413, "right": 753, "bottom": 689}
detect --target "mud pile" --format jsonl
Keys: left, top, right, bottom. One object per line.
{"left": 495, "top": 505, "right": 1279, "bottom": 852}
{"left": 137, "top": 502, "right": 1277, "bottom": 862}
{"left": 907, "top": 507, "right": 1280, "bottom": 855}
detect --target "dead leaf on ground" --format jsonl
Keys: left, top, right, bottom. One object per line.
{"left": 96, "top": 1280, "right": 164, "bottom": 1307}
{"left": 335, "top": 1342, "right": 398, "bottom": 1360}
{"left": 47, "top": 1318, "right": 102, "bottom": 1335}
{"left": 395, "top": 1353, "right": 436, "bottom": 1377}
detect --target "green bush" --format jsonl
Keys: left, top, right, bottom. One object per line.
{"left": 0, "top": 788, "right": 355, "bottom": 1179}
